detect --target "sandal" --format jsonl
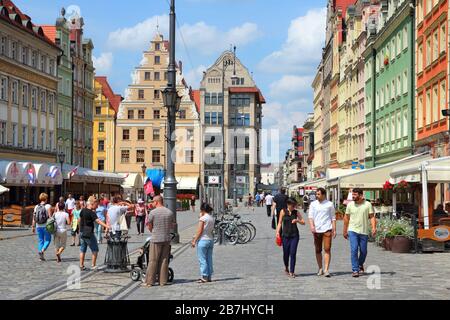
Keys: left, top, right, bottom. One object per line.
{"left": 141, "top": 283, "right": 153, "bottom": 288}
{"left": 80, "top": 266, "right": 88, "bottom": 271}
{"left": 197, "top": 278, "right": 208, "bottom": 284}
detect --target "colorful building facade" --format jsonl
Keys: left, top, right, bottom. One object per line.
{"left": 415, "top": 0, "right": 448, "bottom": 157}
{"left": 42, "top": 9, "right": 73, "bottom": 164}
{"left": 364, "top": 0, "right": 415, "bottom": 168}
{"left": 93, "top": 77, "right": 121, "bottom": 172}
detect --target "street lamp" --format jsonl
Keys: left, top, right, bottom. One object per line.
{"left": 161, "top": 0, "right": 180, "bottom": 244}
{"left": 141, "top": 163, "right": 147, "bottom": 202}
{"left": 58, "top": 152, "right": 66, "bottom": 197}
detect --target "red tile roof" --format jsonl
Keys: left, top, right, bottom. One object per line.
{"left": 229, "top": 87, "right": 266, "bottom": 104}
{"left": 41, "top": 25, "right": 57, "bottom": 44}
{"left": 0, "top": 0, "right": 59, "bottom": 48}
{"left": 190, "top": 89, "right": 201, "bottom": 113}
{"left": 95, "top": 76, "right": 123, "bottom": 115}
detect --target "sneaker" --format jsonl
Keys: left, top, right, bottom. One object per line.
{"left": 317, "top": 269, "right": 324, "bottom": 276}
{"left": 324, "top": 271, "right": 331, "bottom": 278}
{"left": 352, "top": 272, "right": 359, "bottom": 278}
{"left": 39, "top": 252, "right": 45, "bottom": 261}
{"left": 70, "top": 244, "right": 75, "bottom": 247}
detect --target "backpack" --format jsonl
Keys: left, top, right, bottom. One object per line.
{"left": 46, "top": 215, "right": 57, "bottom": 235}
{"left": 34, "top": 204, "right": 49, "bottom": 224}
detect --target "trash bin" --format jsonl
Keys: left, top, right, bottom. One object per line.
{"left": 104, "top": 234, "right": 130, "bottom": 273}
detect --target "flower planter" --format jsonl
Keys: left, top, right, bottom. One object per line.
{"left": 384, "top": 237, "right": 393, "bottom": 251}
{"left": 391, "top": 236, "right": 412, "bottom": 253}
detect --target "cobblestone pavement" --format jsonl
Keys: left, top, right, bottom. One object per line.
{"left": 0, "top": 209, "right": 199, "bottom": 300}
{"left": 125, "top": 206, "right": 450, "bottom": 300}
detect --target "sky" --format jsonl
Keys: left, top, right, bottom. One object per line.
{"left": 14, "top": 0, "right": 328, "bottom": 164}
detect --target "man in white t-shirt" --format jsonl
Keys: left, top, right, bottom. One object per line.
{"left": 308, "top": 188, "right": 336, "bottom": 278}
{"left": 265, "top": 193, "right": 274, "bottom": 217}
{"left": 65, "top": 194, "right": 76, "bottom": 223}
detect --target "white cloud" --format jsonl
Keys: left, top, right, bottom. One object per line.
{"left": 184, "top": 65, "right": 207, "bottom": 88}
{"left": 93, "top": 52, "right": 114, "bottom": 74}
{"left": 259, "top": 8, "right": 326, "bottom": 74}
{"left": 269, "top": 75, "right": 314, "bottom": 100}
{"left": 108, "top": 16, "right": 261, "bottom": 55}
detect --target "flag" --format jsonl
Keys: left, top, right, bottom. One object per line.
{"left": 69, "top": 166, "right": 79, "bottom": 179}
{"left": 46, "top": 167, "right": 59, "bottom": 179}
{"left": 144, "top": 180, "right": 155, "bottom": 196}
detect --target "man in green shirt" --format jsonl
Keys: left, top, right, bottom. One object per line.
{"left": 343, "top": 188, "right": 377, "bottom": 278}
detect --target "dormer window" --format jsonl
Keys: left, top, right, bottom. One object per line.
{"left": 155, "top": 43, "right": 160, "bottom": 51}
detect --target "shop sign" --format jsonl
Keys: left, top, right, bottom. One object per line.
{"left": 208, "top": 176, "right": 220, "bottom": 185}
{"left": 434, "top": 228, "right": 450, "bottom": 241}
{"left": 4, "top": 214, "right": 14, "bottom": 222}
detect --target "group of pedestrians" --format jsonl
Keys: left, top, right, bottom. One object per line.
{"left": 272, "top": 187, "right": 377, "bottom": 278}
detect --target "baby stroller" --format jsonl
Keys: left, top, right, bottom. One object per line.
{"left": 130, "top": 234, "right": 174, "bottom": 283}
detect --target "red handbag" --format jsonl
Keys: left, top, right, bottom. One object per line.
{"left": 276, "top": 233, "right": 282, "bottom": 247}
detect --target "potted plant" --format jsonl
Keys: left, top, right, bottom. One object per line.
{"left": 375, "top": 217, "right": 394, "bottom": 248}
{"left": 390, "top": 219, "right": 414, "bottom": 253}
{"left": 384, "top": 55, "right": 389, "bottom": 66}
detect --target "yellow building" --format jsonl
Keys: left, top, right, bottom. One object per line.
{"left": 115, "top": 33, "right": 201, "bottom": 194}
{"left": 93, "top": 77, "right": 122, "bottom": 172}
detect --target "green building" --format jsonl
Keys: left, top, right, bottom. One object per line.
{"left": 42, "top": 9, "right": 73, "bottom": 164}
{"left": 364, "top": 0, "right": 415, "bottom": 169}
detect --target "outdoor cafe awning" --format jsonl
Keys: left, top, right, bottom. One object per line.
{"left": 161, "top": 176, "right": 199, "bottom": 191}
{"left": 327, "top": 153, "right": 432, "bottom": 189}
{"left": 121, "top": 174, "right": 143, "bottom": 190}
{"left": 299, "top": 178, "right": 327, "bottom": 189}
{"left": 390, "top": 156, "right": 450, "bottom": 184}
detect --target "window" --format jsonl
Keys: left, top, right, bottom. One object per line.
{"left": 185, "top": 150, "right": 194, "bottom": 163}
{"left": 0, "top": 36, "right": 6, "bottom": 55}
{"left": 98, "top": 160, "right": 105, "bottom": 171}
{"left": 11, "top": 81, "right": 18, "bottom": 104}
{"left": 152, "top": 150, "right": 161, "bottom": 163}
{"left": 403, "top": 70, "right": 408, "bottom": 94}
{"left": 123, "top": 129, "right": 130, "bottom": 140}
{"left": 391, "top": 80, "right": 395, "bottom": 100}
{"left": 21, "top": 85, "right": 28, "bottom": 107}
{"left": 0, "top": 77, "right": 7, "bottom": 101}
{"left": 138, "top": 129, "right": 145, "bottom": 140}
{"left": 418, "top": 44, "right": 423, "bottom": 72}
{"left": 440, "top": 81, "right": 446, "bottom": 120}
{"left": 121, "top": 150, "right": 130, "bottom": 163}
{"left": 31, "top": 51, "right": 37, "bottom": 68}
{"left": 154, "top": 110, "right": 160, "bottom": 119}
{"left": 49, "top": 60, "right": 54, "bottom": 75}
{"left": 153, "top": 129, "right": 160, "bottom": 141}
{"left": 11, "top": 41, "right": 17, "bottom": 60}
{"left": 164, "top": 72, "right": 168, "bottom": 80}
{"left": 397, "top": 33, "right": 401, "bottom": 56}
{"left": 22, "top": 125, "right": 27, "bottom": 147}
{"left": 187, "top": 129, "right": 194, "bottom": 140}
{"left": 48, "top": 94, "right": 54, "bottom": 114}
{"left": 205, "top": 93, "right": 211, "bottom": 105}
{"left": 138, "top": 90, "right": 145, "bottom": 100}
{"left": 154, "top": 56, "right": 160, "bottom": 64}
{"left": 58, "top": 110, "right": 63, "bottom": 129}
{"left": 403, "top": 109, "right": 408, "bottom": 138}
{"left": 154, "top": 90, "right": 160, "bottom": 99}
{"left": 231, "top": 94, "right": 251, "bottom": 107}
{"left": 98, "top": 140, "right": 105, "bottom": 151}
{"left": 433, "top": 30, "right": 439, "bottom": 61}
{"left": 138, "top": 109, "right": 145, "bottom": 119}
{"left": 179, "top": 110, "right": 186, "bottom": 119}
{"left": 440, "top": 24, "right": 446, "bottom": 54}
{"left": 99, "top": 122, "right": 105, "bottom": 132}
{"left": 426, "top": 37, "right": 431, "bottom": 66}
{"left": 40, "top": 92, "right": 46, "bottom": 112}
{"left": 397, "top": 76, "right": 401, "bottom": 97}
{"left": 145, "top": 72, "right": 151, "bottom": 81}
{"left": 31, "top": 88, "right": 37, "bottom": 109}
{"left": 155, "top": 43, "right": 160, "bottom": 51}
{"left": 128, "top": 109, "right": 134, "bottom": 119}
{"left": 418, "top": 96, "right": 423, "bottom": 129}
{"left": 205, "top": 112, "right": 211, "bottom": 124}
{"left": 403, "top": 27, "right": 408, "bottom": 51}
{"left": 40, "top": 55, "right": 45, "bottom": 72}
{"left": 136, "top": 150, "right": 145, "bottom": 163}
{"left": 426, "top": 89, "right": 431, "bottom": 125}
{"left": 433, "top": 85, "right": 439, "bottom": 123}
{"left": 22, "top": 47, "right": 28, "bottom": 65}
{"left": 96, "top": 106, "right": 101, "bottom": 115}
{"left": 391, "top": 114, "right": 396, "bottom": 142}
{"left": 154, "top": 72, "right": 160, "bottom": 81}
{"left": 0, "top": 122, "right": 6, "bottom": 145}
{"left": 40, "top": 129, "right": 45, "bottom": 149}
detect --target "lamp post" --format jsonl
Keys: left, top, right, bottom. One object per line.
{"left": 58, "top": 152, "right": 66, "bottom": 197}
{"left": 141, "top": 163, "right": 147, "bottom": 202}
{"left": 221, "top": 46, "right": 238, "bottom": 212}
{"left": 161, "top": 0, "right": 181, "bottom": 243}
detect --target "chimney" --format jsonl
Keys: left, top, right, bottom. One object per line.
{"left": 179, "top": 61, "right": 183, "bottom": 74}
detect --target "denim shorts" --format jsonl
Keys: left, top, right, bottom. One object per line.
{"left": 80, "top": 234, "right": 99, "bottom": 253}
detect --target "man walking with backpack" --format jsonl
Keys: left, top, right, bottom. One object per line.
{"left": 32, "top": 193, "right": 52, "bottom": 261}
